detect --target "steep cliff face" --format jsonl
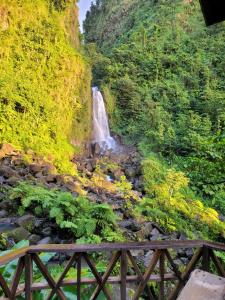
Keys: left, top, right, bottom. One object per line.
{"left": 0, "top": 0, "right": 92, "bottom": 174}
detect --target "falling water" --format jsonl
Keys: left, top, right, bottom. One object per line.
{"left": 92, "top": 87, "right": 116, "bottom": 150}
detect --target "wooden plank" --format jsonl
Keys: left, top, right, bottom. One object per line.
{"left": 28, "top": 240, "right": 205, "bottom": 253}
{"left": 205, "top": 241, "right": 225, "bottom": 252}
{"left": 209, "top": 249, "right": 225, "bottom": 277}
{"left": 159, "top": 251, "right": 165, "bottom": 300}
{"left": 127, "top": 251, "right": 155, "bottom": 300}
{"left": 0, "top": 240, "right": 223, "bottom": 265}
{"left": 168, "top": 248, "right": 203, "bottom": 300}
{"left": 0, "top": 247, "right": 28, "bottom": 266}
{"left": 120, "top": 250, "right": 127, "bottom": 300}
{"left": 83, "top": 253, "right": 112, "bottom": 300}
{"left": 10, "top": 257, "right": 25, "bottom": 298}
{"left": 25, "top": 254, "right": 33, "bottom": 300}
{"left": 90, "top": 251, "right": 121, "bottom": 300}
{"left": 30, "top": 273, "right": 177, "bottom": 291}
{"left": 33, "top": 254, "right": 66, "bottom": 300}
{"left": 132, "top": 250, "right": 162, "bottom": 300}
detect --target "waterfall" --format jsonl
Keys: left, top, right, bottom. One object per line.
{"left": 92, "top": 87, "right": 116, "bottom": 150}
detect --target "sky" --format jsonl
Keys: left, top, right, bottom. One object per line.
{"left": 77, "top": 0, "right": 94, "bottom": 31}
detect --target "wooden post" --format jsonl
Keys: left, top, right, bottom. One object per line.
{"left": 120, "top": 250, "right": 127, "bottom": 300}
{"left": 209, "top": 249, "right": 225, "bottom": 277}
{"left": 77, "top": 254, "right": 81, "bottom": 300}
{"left": 159, "top": 251, "right": 165, "bottom": 300}
{"left": 25, "top": 254, "right": 33, "bottom": 300}
{"left": 202, "top": 246, "right": 210, "bottom": 272}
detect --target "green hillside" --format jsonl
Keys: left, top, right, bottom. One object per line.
{"left": 84, "top": 0, "right": 225, "bottom": 208}
{"left": 0, "top": 0, "right": 92, "bottom": 174}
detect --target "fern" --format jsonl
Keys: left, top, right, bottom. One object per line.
{"left": 9, "top": 182, "right": 122, "bottom": 243}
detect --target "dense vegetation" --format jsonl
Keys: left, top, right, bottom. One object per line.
{"left": 84, "top": 0, "right": 225, "bottom": 222}
{"left": 9, "top": 182, "right": 122, "bottom": 243}
{"left": 0, "top": 0, "right": 92, "bottom": 174}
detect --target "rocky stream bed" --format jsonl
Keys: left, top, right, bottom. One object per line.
{"left": 0, "top": 143, "right": 194, "bottom": 269}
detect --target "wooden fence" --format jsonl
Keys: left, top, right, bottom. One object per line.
{"left": 0, "top": 240, "right": 224, "bottom": 300}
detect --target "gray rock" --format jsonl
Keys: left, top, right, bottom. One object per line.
{"left": 151, "top": 228, "right": 160, "bottom": 237}
{"left": 37, "top": 237, "right": 52, "bottom": 245}
{"left": 118, "top": 219, "right": 141, "bottom": 232}
{"left": 185, "top": 248, "right": 194, "bottom": 259}
{"left": 34, "top": 218, "right": 45, "bottom": 228}
{"left": 92, "top": 143, "right": 101, "bottom": 156}
{"left": 86, "top": 161, "right": 94, "bottom": 172}
{"left": 45, "top": 174, "right": 57, "bottom": 183}
{"left": 219, "top": 214, "right": 225, "bottom": 222}
{"left": 29, "top": 164, "right": 43, "bottom": 174}
{"left": 17, "top": 215, "right": 36, "bottom": 231}
{"left": 8, "top": 227, "right": 30, "bottom": 242}
{"left": 0, "top": 210, "right": 8, "bottom": 218}
{"left": 28, "top": 234, "right": 41, "bottom": 245}
{"left": 41, "top": 227, "right": 52, "bottom": 236}
{"left": 6, "top": 176, "right": 21, "bottom": 186}
{"left": 125, "top": 166, "right": 136, "bottom": 178}
{"left": 130, "top": 249, "right": 144, "bottom": 257}
{"left": 150, "top": 228, "right": 162, "bottom": 241}
{"left": 0, "top": 166, "right": 17, "bottom": 178}
{"left": 144, "top": 250, "right": 154, "bottom": 267}
{"left": 0, "top": 200, "right": 12, "bottom": 210}
{"left": 142, "top": 222, "right": 153, "bottom": 238}
{"left": 35, "top": 171, "right": 43, "bottom": 178}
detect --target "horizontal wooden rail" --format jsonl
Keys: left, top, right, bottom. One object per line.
{"left": 0, "top": 240, "right": 224, "bottom": 300}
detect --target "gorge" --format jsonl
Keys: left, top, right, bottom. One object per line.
{"left": 0, "top": 0, "right": 224, "bottom": 298}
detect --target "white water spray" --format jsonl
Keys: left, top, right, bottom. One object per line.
{"left": 92, "top": 87, "right": 116, "bottom": 150}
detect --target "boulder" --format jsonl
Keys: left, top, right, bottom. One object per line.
{"left": 8, "top": 227, "right": 30, "bottom": 242}
{"left": 28, "top": 234, "right": 41, "bottom": 245}
{"left": 6, "top": 176, "right": 21, "bottom": 186}
{"left": 12, "top": 158, "right": 26, "bottom": 167}
{"left": 150, "top": 228, "right": 162, "bottom": 241}
{"left": 34, "top": 218, "right": 45, "bottom": 229}
{"left": 37, "top": 237, "right": 52, "bottom": 245}
{"left": 42, "top": 164, "right": 56, "bottom": 175}
{"left": 130, "top": 249, "right": 144, "bottom": 257}
{"left": 41, "top": 227, "right": 52, "bottom": 236}
{"left": 92, "top": 143, "right": 101, "bottom": 156}
{"left": 16, "top": 215, "right": 36, "bottom": 231}
{"left": 45, "top": 174, "right": 57, "bottom": 183}
{"left": 29, "top": 164, "right": 43, "bottom": 174}
{"left": 0, "top": 200, "right": 12, "bottom": 210}
{"left": 118, "top": 219, "right": 141, "bottom": 232}
{"left": 125, "top": 166, "right": 136, "bottom": 178}
{"left": 141, "top": 222, "right": 153, "bottom": 239}
{"left": 177, "top": 269, "right": 225, "bottom": 300}
{"left": 0, "top": 210, "right": 8, "bottom": 218}
{"left": 143, "top": 250, "right": 154, "bottom": 267}
{"left": 0, "top": 166, "right": 17, "bottom": 178}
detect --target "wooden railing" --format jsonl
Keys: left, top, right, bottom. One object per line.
{"left": 0, "top": 240, "right": 224, "bottom": 299}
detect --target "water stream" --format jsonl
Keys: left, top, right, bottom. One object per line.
{"left": 92, "top": 87, "right": 116, "bottom": 150}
